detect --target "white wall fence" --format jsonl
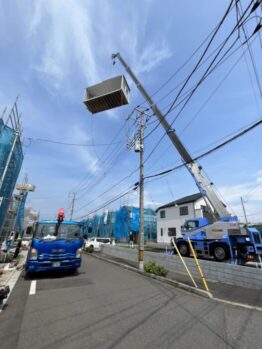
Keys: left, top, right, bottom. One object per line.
{"left": 101, "top": 245, "right": 262, "bottom": 289}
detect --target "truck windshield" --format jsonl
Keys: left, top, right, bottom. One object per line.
{"left": 184, "top": 221, "right": 199, "bottom": 230}
{"left": 35, "top": 223, "right": 81, "bottom": 240}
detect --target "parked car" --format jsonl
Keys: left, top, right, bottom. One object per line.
{"left": 83, "top": 237, "right": 112, "bottom": 251}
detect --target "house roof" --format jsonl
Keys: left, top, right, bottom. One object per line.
{"left": 156, "top": 193, "right": 203, "bottom": 212}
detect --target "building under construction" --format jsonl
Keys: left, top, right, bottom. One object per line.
{"left": 82, "top": 206, "right": 157, "bottom": 242}
{"left": 0, "top": 100, "right": 24, "bottom": 242}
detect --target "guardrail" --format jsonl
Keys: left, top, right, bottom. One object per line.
{"left": 101, "top": 245, "right": 262, "bottom": 289}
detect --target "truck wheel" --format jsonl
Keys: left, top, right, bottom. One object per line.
{"left": 177, "top": 241, "right": 190, "bottom": 257}
{"left": 213, "top": 244, "right": 229, "bottom": 262}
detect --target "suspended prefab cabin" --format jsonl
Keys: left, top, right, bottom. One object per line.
{"left": 83, "top": 75, "right": 130, "bottom": 114}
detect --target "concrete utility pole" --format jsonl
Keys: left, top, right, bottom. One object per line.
{"left": 70, "top": 192, "right": 76, "bottom": 220}
{"left": 137, "top": 110, "right": 145, "bottom": 271}
{"left": 240, "top": 196, "right": 248, "bottom": 226}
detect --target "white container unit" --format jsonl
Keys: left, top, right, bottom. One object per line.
{"left": 83, "top": 75, "right": 130, "bottom": 114}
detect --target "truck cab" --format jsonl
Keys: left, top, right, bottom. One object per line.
{"left": 26, "top": 220, "right": 83, "bottom": 274}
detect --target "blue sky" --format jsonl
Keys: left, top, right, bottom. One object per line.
{"left": 0, "top": 0, "right": 261, "bottom": 222}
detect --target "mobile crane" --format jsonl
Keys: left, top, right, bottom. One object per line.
{"left": 112, "top": 52, "right": 262, "bottom": 262}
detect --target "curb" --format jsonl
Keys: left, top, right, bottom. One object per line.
{"left": 86, "top": 252, "right": 213, "bottom": 299}
{"left": 86, "top": 253, "right": 262, "bottom": 312}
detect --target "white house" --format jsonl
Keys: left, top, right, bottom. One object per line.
{"left": 156, "top": 193, "right": 209, "bottom": 243}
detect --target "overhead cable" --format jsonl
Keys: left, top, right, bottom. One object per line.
{"left": 145, "top": 118, "right": 262, "bottom": 180}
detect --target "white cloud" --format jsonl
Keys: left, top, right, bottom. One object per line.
{"left": 219, "top": 171, "right": 262, "bottom": 203}
{"left": 218, "top": 170, "right": 262, "bottom": 222}
{"left": 27, "top": 0, "right": 172, "bottom": 99}
{"left": 137, "top": 40, "right": 172, "bottom": 74}
{"left": 29, "top": 0, "right": 98, "bottom": 91}
{"left": 63, "top": 124, "right": 100, "bottom": 174}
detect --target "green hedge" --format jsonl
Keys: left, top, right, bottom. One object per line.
{"left": 144, "top": 261, "right": 168, "bottom": 277}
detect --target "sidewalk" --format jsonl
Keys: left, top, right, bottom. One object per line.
{"left": 0, "top": 250, "right": 27, "bottom": 311}
{"left": 98, "top": 252, "right": 262, "bottom": 308}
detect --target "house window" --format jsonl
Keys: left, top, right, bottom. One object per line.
{"left": 160, "top": 210, "right": 166, "bottom": 218}
{"left": 160, "top": 228, "right": 163, "bottom": 237}
{"left": 168, "top": 228, "right": 176, "bottom": 237}
{"left": 180, "top": 206, "right": 188, "bottom": 216}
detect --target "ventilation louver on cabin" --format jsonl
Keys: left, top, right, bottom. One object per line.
{"left": 83, "top": 75, "right": 130, "bottom": 114}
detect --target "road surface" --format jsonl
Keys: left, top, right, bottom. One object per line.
{"left": 0, "top": 254, "right": 261, "bottom": 349}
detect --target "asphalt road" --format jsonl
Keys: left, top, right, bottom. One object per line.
{"left": 0, "top": 254, "right": 262, "bottom": 349}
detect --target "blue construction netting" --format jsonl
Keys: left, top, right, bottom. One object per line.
{"left": 15, "top": 191, "right": 28, "bottom": 236}
{"left": 0, "top": 119, "right": 23, "bottom": 239}
{"left": 82, "top": 206, "right": 157, "bottom": 242}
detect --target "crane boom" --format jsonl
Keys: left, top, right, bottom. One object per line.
{"left": 112, "top": 52, "right": 231, "bottom": 219}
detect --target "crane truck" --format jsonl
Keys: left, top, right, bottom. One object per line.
{"left": 112, "top": 52, "right": 262, "bottom": 263}
{"left": 26, "top": 209, "right": 84, "bottom": 274}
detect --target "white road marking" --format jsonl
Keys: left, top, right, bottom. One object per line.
{"left": 212, "top": 297, "right": 262, "bottom": 312}
{"left": 29, "top": 280, "right": 37, "bottom": 295}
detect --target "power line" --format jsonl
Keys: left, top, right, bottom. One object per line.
{"left": 72, "top": 0, "right": 260, "bottom": 215}
{"left": 144, "top": 35, "right": 251, "bottom": 141}
{"left": 74, "top": 120, "right": 139, "bottom": 200}
{"left": 238, "top": 1, "right": 262, "bottom": 98}
{"left": 75, "top": 184, "right": 138, "bottom": 219}
{"left": 145, "top": 117, "right": 262, "bottom": 180}
{"left": 179, "top": 37, "right": 261, "bottom": 135}
{"left": 73, "top": 161, "right": 140, "bottom": 215}
{"left": 144, "top": 34, "right": 260, "bottom": 172}
{"left": 136, "top": 0, "right": 240, "bottom": 108}
{"left": 26, "top": 137, "right": 122, "bottom": 147}
{"left": 142, "top": 0, "right": 256, "bottom": 164}
{"left": 75, "top": 116, "right": 261, "bottom": 219}
{"left": 71, "top": 113, "right": 138, "bottom": 193}
{"left": 143, "top": 2, "right": 255, "bottom": 142}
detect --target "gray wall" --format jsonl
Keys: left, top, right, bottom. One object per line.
{"left": 101, "top": 245, "right": 262, "bottom": 289}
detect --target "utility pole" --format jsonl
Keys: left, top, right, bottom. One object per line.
{"left": 240, "top": 197, "right": 248, "bottom": 226}
{"left": 112, "top": 53, "right": 231, "bottom": 219}
{"left": 137, "top": 110, "right": 145, "bottom": 271}
{"left": 70, "top": 192, "right": 76, "bottom": 220}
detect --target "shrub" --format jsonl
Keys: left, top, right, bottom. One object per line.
{"left": 85, "top": 247, "right": 94, "bottom": 253}
{"left": 144, "top": 261, "right": 168, "bottom": 277}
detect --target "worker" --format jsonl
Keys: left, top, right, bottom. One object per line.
{"left": 129, "top": 232, "right": 134, "bottom": 248}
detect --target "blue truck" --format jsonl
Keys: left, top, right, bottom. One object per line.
{"left": 26, "top": 209, "right": 83, "bottom": 274}
{"left": 174, "top": 217, "right": 262, "bottom": 262}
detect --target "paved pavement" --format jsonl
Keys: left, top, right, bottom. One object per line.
{"left": 99, "top": 252, "right": 262, "bottom": 308}
{"left": 0, "top": 254, "right": 262, "bottom": 349}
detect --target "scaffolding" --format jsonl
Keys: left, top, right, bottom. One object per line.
{"left": 0, "top": 99, "right": 23, "bottom": 242}
{"left": 82, "top": 206, "right": 157, "bottom": 242}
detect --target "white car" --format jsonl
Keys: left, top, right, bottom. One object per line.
{"left": 84, "top": 237, "right": 112, "bottom": 251}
